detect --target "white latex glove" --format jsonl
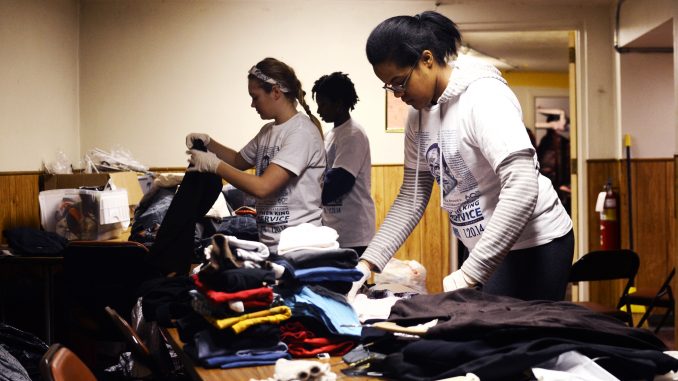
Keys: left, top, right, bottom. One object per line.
{"left": 186, "top": 149, "right": 221, "bottom": 173}
{"left": 443, "top": 268, "right": 475, "bottom": 292}
{"left": 185, "top": 133, "right": 211, "bottom": 149}
{"left": 347, "top": 261, "right": 371, "bottom": 303}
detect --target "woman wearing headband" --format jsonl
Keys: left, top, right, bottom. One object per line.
{"left": 186, "top": 57, "right": 325, "bottom": 251}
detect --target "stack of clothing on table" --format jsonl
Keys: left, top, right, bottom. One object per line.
{"left": 182, "top": 234, "right": 291, "bottom": 369}
{"left": 277, "top": 286, "right": 361, "bottom": 358}
{"left": 345, "top": 288, "right": 678, "bottom": 381}
{"left": 270, "top": 224, "right": 363, "bottom": 358}
{"left": 272, "top": 223, "right": 363, "bottom": 294}
{"left": 139, "top": 224, "right": 364, "bottom": 368}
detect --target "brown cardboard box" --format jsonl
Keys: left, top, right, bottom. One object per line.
{"left": 41, "top": 171, "right": 144, "bottom": 207}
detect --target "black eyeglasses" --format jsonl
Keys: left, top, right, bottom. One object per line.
{"left": 383, "top": 55, "right": 420, "bottom": 93}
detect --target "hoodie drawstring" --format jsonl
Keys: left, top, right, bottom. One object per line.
{"left": 439, "top": 107, "right": 444, "bottom": 204}
{"left": 413, "top": 111, "right": 421, "bottom": 210}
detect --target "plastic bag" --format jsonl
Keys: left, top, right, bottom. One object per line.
{"left": 43, "top": 150, "right": 73, "bottom": 174}
{"left": 84, "top": 146, "right": 149, "bottom": 173}
{"left": 374, "top": 258, "right": 427, "bottom": 294}
{"left": 0, "top": 323, "right": 48, "bottom": 381}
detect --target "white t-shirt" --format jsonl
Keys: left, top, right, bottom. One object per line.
{"left": 239, "top": 112, "right": 326, "bottom": 249}
{"left": 322, "top": 118, "right": 376, "bottom": 247}
{"left": 404, "top": 57, "right": 571, "bottom": 251}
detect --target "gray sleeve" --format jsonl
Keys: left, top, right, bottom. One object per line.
{"left": 360, "top": 167, "right": 434, "bottom": 272}
{"left": 461, "top": 150, "right": 539, "bottom": 284}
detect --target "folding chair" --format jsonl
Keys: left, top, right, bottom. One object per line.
{"left": 621, "top": 267, "right": 675, "bottom": 333}
{"left": 104, "top": 306, "right": 173, "bottom": 379}
{"left": 568, "top": 249, "right": 639, "bottom": 326}
{"left": 40, "top": 343, "right": 97, "bottom": 381}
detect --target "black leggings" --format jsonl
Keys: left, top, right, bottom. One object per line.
{"left": 465, "top": 229, "right": 574, "bottom": 301}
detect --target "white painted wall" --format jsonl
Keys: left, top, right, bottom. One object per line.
{"left": 620, "top": 53, "right": 674, "bottom": 158}
{"left": 0, "top": 0, "right": 79, "bottom": 172}
{"left": 79, "top": 0, "right": 429, "bottom": 167}
{"left": 78, "top": 0, "right": 618, "bottom": 167}
{"left": 615, "top": 0, "right": 678, "bottom": 155}
{"left": 617, "top": 0, "right": 673, "bottom": 46}
{"left": 1, "top": 0, "right": 622, "bottom": 170}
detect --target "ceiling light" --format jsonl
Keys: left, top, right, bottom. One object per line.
{"left": 458, "top": 45, "right": 517, "bottom": 71}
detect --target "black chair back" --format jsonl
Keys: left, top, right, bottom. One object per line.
{"left": 569, "top": 249, "right": 639, "bottom": 284}
{"left": 568, "top": 249, "right": 640, "bottom": 325}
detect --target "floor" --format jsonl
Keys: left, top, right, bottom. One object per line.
{"left": 656, "top": 325, "right": 675, "bottom": 350}
{"left": 642, "top": 313, "right": 676, "bottom": 350}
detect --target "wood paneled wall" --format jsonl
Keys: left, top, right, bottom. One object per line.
{"left": 0, "top": 166, "right": 451, "bottom": 292}
{"left": 586, "top": 159, "right": 675, "bottom": 308}
{"left": 5, "top": 160, "right": 674, "bottom": 300}
{"left": 0, "top": 173, "right": 41, "bottom": 242}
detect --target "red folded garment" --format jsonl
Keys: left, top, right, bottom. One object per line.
{"left": 192, "top": 274, "right": 273, "bottom": 308}
{"left": 280, "top": 320, "right": 356, "bottom": 357}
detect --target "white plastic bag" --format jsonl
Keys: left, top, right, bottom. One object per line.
{"left": 84, "top": 146, "right": 149, "bottom": 173}
{"left": 43, "top": 150, "right": 73, "bottom": 174}
{"left": 374, "top": 258, "right": 427, "bottom": 294}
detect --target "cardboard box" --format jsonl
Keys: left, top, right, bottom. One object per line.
{"left": 41, "top": 171, "right": 144, "bottom": 207}
{"left": 39, "top": 189, "right": 130, "bottom": 240}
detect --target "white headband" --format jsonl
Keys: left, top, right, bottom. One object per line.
{"left": 248, "top": 66, "right": 291, "bottom": 93}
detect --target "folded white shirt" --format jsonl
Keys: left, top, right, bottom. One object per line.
{"left": 277, "top": 223, "right": 339, "bottom": 255}
{"left": 226, "top": 235, "right": 270, "bottom": 262}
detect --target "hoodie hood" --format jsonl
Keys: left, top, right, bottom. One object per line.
{"left": 413, "top": 55, "right": 506, "bottom": 209}
{"left": 437, "top": 55, "right": 506, "bottom": 106}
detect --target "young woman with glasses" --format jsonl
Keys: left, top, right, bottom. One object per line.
{"left": 186, "top": 57, "right": 326, "bottom": 251}
{"left": 348, "top": 11, "right": 573, "bottom": 301}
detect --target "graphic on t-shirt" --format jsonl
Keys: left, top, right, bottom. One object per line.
{"left": 255, "top": 145, "right": 290, "bottom": 232}
{"left": 425, "top": 143, "right": 457, "bottom": 196}
{"left": 324, "top": 193, "right": 344, "bottom": 210}
{"left": 257, "top": 145, "right": 281, "bottom": 175}
{"left": 438, "top": 129, "right": 486, "bottom": 241}
{"left": 258, "top": 206, "right": 289, "bottom": 226}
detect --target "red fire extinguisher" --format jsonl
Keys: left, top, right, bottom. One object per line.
{"left": 597, "top": 180, "right": 620, "bottom": 250}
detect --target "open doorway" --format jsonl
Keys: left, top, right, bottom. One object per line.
{"left": 451, "top": 30, "right": 577, "bottom": 291}
{"left": 462, "top": 30, "right": 573, "bottom": 217}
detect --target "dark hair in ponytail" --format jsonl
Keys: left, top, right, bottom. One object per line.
{"left": 248, "top": 57, "right": 322, "bottom": 135}
{"left": 366, "top": 11, "right": 461, "bottom": 68}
